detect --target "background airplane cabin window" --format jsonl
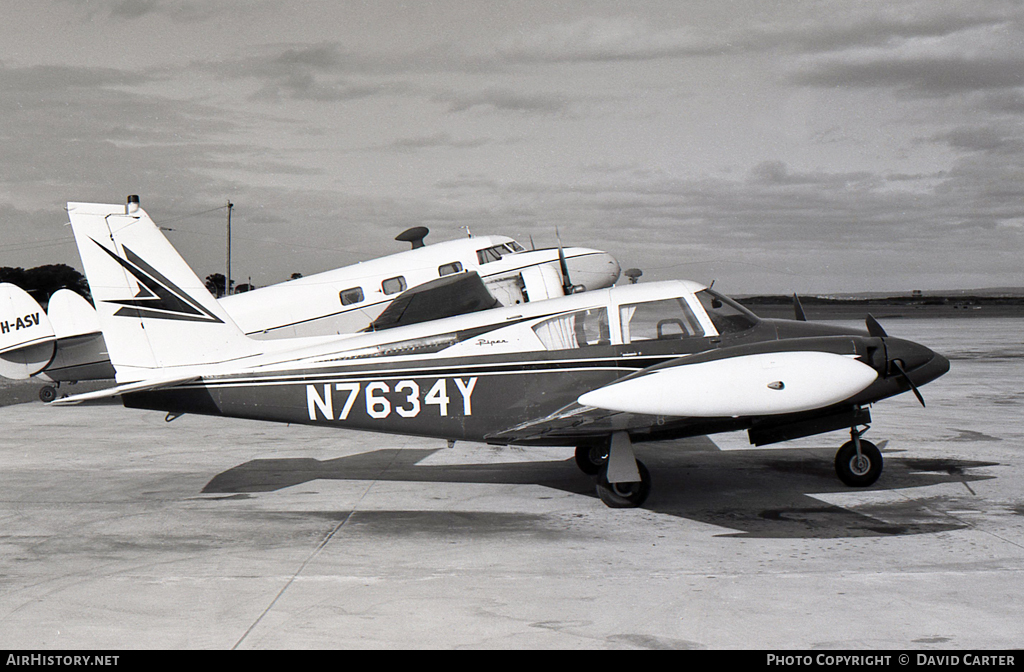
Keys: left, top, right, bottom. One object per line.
{"left": 507, "top": 241, "right": 525, "bottom": 252}
{"left": 694, "top": 289, "right": 758, "bottom": 334}
{"left": 532, "top": 308, "right": 610, "bottom": 351}
{"left": 619, "top": 298, "right": 704, "bottom": 343}
{"left": 382, "top": 276, "right": 407, "bottom": 295}
{"left": 339, "top": 287, "right": 364, "bottom": 305}
{"left": 438, "top": 261, "right": 463, "bottom": 276}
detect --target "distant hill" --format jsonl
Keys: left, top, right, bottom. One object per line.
{"left": 735, "top": 287, "right": 1024, "bottom": 301}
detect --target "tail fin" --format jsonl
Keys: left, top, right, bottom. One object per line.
{"left": 0, "top": 283, "right": 56, "bottom": 379}
{"left": 66, "top": 199, "right": 261, "bottom": 381}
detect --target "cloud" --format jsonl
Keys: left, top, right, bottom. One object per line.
{"left": 434, "top": 88, "right": 572, "bottom": 115}
{"left": 790, "top": 55, "right": 1024, "bottom": 96}
{"left": 493, "top": 17, "right": 718, "bottom": 63}
{"left": 384, "top": 132, "right": 493, "bottom": 153}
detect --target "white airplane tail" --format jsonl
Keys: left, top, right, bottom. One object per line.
{"left": 0, "top": 283, "right": 56, "bottom": 379}
{"left": 66, "top": 198, "right": 262, "bottom": 381}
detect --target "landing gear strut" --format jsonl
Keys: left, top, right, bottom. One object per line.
{"left": 585, "top": 432, "right": 651, "bottom": 508}
{"left": 835, "top": 424, "right": 883, "bottom": 487}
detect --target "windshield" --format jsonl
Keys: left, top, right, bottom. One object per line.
{"left": 695, "top": 289, "right": 758, "bottom": 334}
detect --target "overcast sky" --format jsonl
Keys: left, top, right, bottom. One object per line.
{"left": 1, "top": 0, "right": 1022, "bottom": 295}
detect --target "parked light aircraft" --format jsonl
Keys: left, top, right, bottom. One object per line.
{"left": 1, "top": 197, "right": 619, "bottom": 400}
{"left": 54, "top": 200, "right": 949, "bottom": 507}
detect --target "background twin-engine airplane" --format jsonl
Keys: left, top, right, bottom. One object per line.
{"left": 49, "top": 198, "right": 950, "bottom": 507}
{"left": 1, "top": 197, "right": 619, "bottom": 400}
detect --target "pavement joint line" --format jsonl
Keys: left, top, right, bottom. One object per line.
{"left": 230, "top": 447, "right": 403, "bottom": 650}
{"left": 891, "top": 483, "right": 1024, "bottom": 554}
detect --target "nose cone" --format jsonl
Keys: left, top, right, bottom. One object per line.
{"left": 886, "top": 337, "right": 950, "bottom": 388}
{"left": 564, "top": 250, "right": 621, "bottom": 291}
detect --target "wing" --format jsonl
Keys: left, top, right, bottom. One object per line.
{"left": 485, "top": 401, "right": 660, "bottom": 446}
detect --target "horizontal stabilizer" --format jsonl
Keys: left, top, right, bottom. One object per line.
{"left": 47, "top": 289, "right": 101, "bottom": 339}
{"left": 578, "top": 351, "right": 878, "bottom": 417}
{"left": 0, "top": 283, "right": 56, "bottom": 379}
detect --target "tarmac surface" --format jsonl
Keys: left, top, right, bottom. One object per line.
{"left": 0, "top": 319, "right": 1021, "bottom": 649}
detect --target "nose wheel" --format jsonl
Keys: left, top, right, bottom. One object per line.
{"left": 835, "top": 425, "right": 883, "bottom": 487}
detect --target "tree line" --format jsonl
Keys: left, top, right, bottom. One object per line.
{"left": 0, "top": 264, "right": 91, "bottom": 303}
{"left": 0, "top": 265, "right": 303, "bottom": 303}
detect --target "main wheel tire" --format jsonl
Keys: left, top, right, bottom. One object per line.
{"left": 38, "top": 386, "right": 58, "bottom": 403}
{"left": 596, "top": 459, "right": 651, "bottom": 508}
{"left": 575, "top": 443, "right": 609, "bottom": 475}
{"left": 835, "top": 439, "right": 882, "bottom": 487}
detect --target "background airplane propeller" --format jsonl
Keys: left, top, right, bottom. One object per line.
{"left": 555, "top": 227, "right": 576, "bottom": 294}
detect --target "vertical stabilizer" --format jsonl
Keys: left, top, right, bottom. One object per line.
{"left": 66, "top": 199, "right": 262, "bottom": 381}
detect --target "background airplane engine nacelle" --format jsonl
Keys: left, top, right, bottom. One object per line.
{"left": 520, "top": 264, "right": 565, "bottom": 301}
{"left": 578, "top": 351, "right": 880, "bottom": 418}
{"left": 0, "top": 283, "right": 56, "bottom": 379}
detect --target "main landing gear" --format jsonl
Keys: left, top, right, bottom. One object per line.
{"left": 575, "top": 433, "right": 651, "bottom": 508}
{"left": 834, "top": 425, "right": 883, "bottom": 487}
{"left": 39, "top": 385, "right": 59, "bottom": 403}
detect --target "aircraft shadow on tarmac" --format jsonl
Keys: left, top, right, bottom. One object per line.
{"left": 202, "top": 440, "right": 998, "bottom": 539}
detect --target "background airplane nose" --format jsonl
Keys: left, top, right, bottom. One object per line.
{"left": 564, "top": 252, "right": 621, "bottom": 291}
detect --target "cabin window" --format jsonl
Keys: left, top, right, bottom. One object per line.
{"left": 507, "top": 241, "right": 525, "bottom": 252}
{"left": 339, "top": 287, "right": 364, "bottom": 306}
{"left": 619, "top": 298, "right": 704, "bottom": 343}
{"left": 382, "top": 276, "right": 407, "bottom": 295}
{"left": 438, "top": 261, "right": 463, "bottom": 277}
{"left": 694, "top": 289, "right": 757, "bottom": 334}
{"left": 476, "top": 245, "right": 506, "bottom": 264}
{"left": 533, "top": 308, "right": 610, "bottom": 351}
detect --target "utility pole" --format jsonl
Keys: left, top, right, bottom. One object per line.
{"left": 226, "top": 200, "right": 233, "bottom": 297}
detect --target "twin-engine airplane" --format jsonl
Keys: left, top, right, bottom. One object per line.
{"left": 2, "top": 197, "right": 619, "bottom": 399}
{"left": 54, "top": 200, "right": 949, "bottom": 507}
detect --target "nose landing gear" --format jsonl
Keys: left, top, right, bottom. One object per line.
{"left": 835, "top": 424, "right": 883, "bottom": 487}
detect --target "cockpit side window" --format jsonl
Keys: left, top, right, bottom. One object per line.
{"left": 533, "top": 308, "right": 610, "bottom": 351}
{"left": 619, "top": 298, "right": 704, "bottom": 344}
{"left": 507, "top": 241, "right": 525, "bottom": 252}
{"left": 694, "top": 289, "right": 758, "bottom": 334}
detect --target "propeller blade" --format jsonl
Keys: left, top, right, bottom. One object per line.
{"left": 555, "top": 227, "right": 573, "bottom": 294}
{"left": 866, "top": 314, "right": 888, "bottom": 338}
{"left": 792, "top": 293, "right": 807, "bottom": 321}
{"left": 891, "top": 359, "right": 926, "bottom": 407}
